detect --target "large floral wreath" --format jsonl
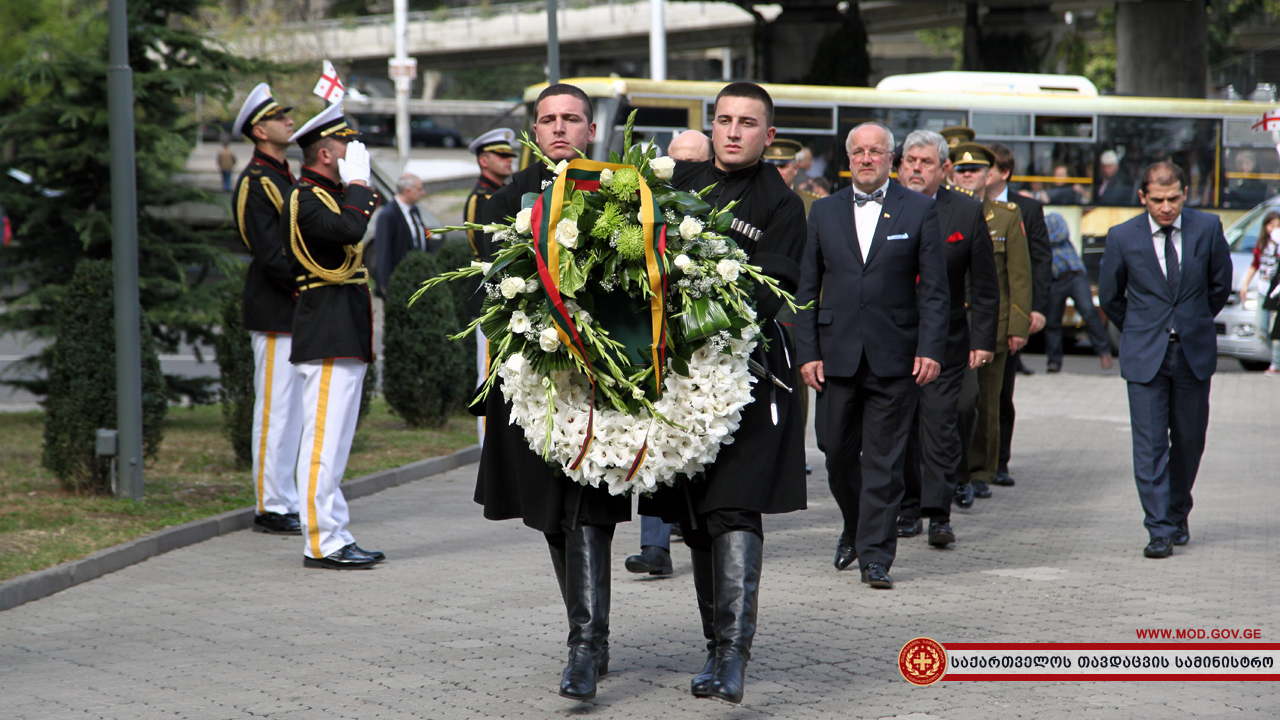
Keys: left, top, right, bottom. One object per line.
{"left": 414, "top": 115, "right": 805, "bottom": 495}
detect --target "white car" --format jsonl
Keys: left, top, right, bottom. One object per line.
{"left": 1216, "top": 197, "right": 1279, "bottom": 371}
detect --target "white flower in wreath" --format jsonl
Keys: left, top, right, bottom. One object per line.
{"left": 514, "top": 208, "right": 533, "bottom": 235}
{"left": 600, "top": 168, "right": 614, "bottom": 186}
{"left": 716, "top": 259, "right": 741, "bottom": 283}
{"left": 505, "top": 352, "right": 526, "bottom": 373}
{"left": 500, "top": 276, "right": 526, "bottom": 299}
{"left": 523, "top": 278, "right": 540, "bottom": 293}
{"left": 483, "top": 224, "right": 506, "bottom": 233}
{"left": 674, "top": 254, "right": 691, "bottom": 270}
{"left": 556, "top": 218, "right": 579, "bottom": 249}
{"left": 481, "top": 261, "right": 493, "bottom": 275}
{"left": 539, "top": 326, "right": 562, "bottom": 352}
{"left": 650, "top": 156, "right": 676, "bottom": 181}
{"left": 554, "top": 160, "right": 569, "bottom": 176}
{"left": 679, "top": 216, "right": 703, "bottom": 241}
{"left": 509, "top": 310, "right": 531, "bottom": 334}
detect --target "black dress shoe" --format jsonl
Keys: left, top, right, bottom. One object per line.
{"left": 1143, "top": 537, "right": 1173, "bottom": 559}
{"left": 927, "top": 519, "right": 955, "bottom": 547}
{"left": 624, "top": 545, "right": 673, "bottom": 575}
{"left": 972, "top": 480, "right": 992, "bottom": 499}
{"left": 896, "top": 516, "right": 922, "bottom": 538}
{"left": 1046, "top": 363, "right": 1061, "bottom": 373}
{"left": 833, "top": 536, "right": 856, "bottom": 570}
{"left": 303, "top": 543, "right": 378, "bottom": 569}
{"left": 352, "top": 544, "right": 385, "bottom": 563}
{"left": 254, "top": 511, "right": 302, "bottom": 535}
{"left": 860, "top": 563, "right": 893, "bottom": 589}
{"left": 991, "top": 471, "right": 1015, "bottom": 487}
{"left": 1173, "top": 520, "right": 1190, "bottom": 546}
{"left": 953, "top": 483, "right": 975, "bottom": 509}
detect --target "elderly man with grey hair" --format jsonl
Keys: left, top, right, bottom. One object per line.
{"left": 372, "top": 173, "right": 429, "bottom": 299}
{"left": 1096, "top": 149, "right": 1135, "bottom": 205}
{"left": 894, "top": 129, "right": 1000, "bottom": 544}
{"left": 796, "top": 121, "right": 950, "bottom": 590}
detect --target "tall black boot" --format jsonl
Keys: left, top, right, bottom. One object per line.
{"left": 548, "top": 542, "right": 567, "bottom": 603}
{"left": 708, "top": 531, "right": 762, "bottom": 704}
{"left": 689, "top": 548, "right": 716, "bottom": 697}
{"left": 559, "top": 525, "right": 611, "bottom": 700}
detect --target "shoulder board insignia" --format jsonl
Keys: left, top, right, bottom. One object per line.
{"left": 949, "top": 184, "right": 975, "bottom": 198}
{"left": 249, "top": 167, "right": 263, "bottom": 176}
{"left": 1004, "top": 201, "right": 1018, "bottom": 210}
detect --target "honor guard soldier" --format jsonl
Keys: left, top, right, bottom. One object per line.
{"left": 940, "top": 126, "right": 976, "bottom": 187}
{"left": 230, "top": 84, "right": 304, "bottom": 537}
{"left": 464, "top": 128, "right": 516, "bottom": 442}
{"left": 949, "top": 142, "right": 1032, "bottom": 500}
{"left": 283, "top": 102, "right": 384, "bottom": 570}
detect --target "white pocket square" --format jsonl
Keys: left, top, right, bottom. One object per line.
{"left": 886, "top": 233, "right": 909, "bottom": 241}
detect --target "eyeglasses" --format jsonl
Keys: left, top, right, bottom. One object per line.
{"left": 848, "top": 148, "right": 889, "bottom": 160}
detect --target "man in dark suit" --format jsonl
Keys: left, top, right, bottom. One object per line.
{"left": 1098, "top": 161, "right": 1231, "bottom": 559}
{"left": 796, "top": 122, "right": 950, "bottom": 590}
{"left": 986, "top": 143, "right": 1052, "bottom": 490}
{"left": 894, "top": 130, "right": 999, "bottom": 547}
{"left": 371, "top": 173, "right": 429, "bottom": 299}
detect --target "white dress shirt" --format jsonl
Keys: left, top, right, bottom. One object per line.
{"left": 1147, "top": 213, "right": 1183, "bottom": 279}
{"left": 853, "top": 179, "right": 890, "bottom": 262}
{"left": 397, "top": 197, "right": 423, "bottom": 251}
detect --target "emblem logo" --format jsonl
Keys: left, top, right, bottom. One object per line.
{"left": 899, "top": 637, "right": 947, "bottom": 685}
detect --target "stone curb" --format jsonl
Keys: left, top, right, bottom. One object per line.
{"left": 0, "top": 444, "right": 481, "bottom": 613}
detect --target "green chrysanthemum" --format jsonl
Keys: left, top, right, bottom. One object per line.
{"left": 591, "top": 202, "right": 625, "bottom": 239}
{"left": 614, "top": 224, "right": 646, "bottom": 261}
{"left": 610, "top": 167, "right": 641, "bottom": 198}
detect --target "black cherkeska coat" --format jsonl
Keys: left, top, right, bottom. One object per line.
{"left": 232, "top": 148, "right": 296, "bottom": 333}
{"left": 472, "top": 162, "right": 630, "bottom": 534}
{"left": 281, "top": 166, "right": 380, "bottom": 364}
{"left": 638, "top": 159, "right": 809, "bottom": 521}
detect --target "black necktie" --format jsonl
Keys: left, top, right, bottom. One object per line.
{"left": 409, "top": 206, "right": 424, "bottom": 251}
{"left": 1160, "top": 225, "right": 1179, "bottom": 297}
{"left": 855, "top": 189, "right": 884, "bottom": 207}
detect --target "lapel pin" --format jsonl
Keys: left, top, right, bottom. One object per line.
{"left": 883, "top": 213, "right": 891, "bottom": 219}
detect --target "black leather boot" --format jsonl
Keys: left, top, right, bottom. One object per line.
{"left": 548, "top": 541, "right": 567, "bottom": 603}
{"left": 708, "top": 531, "right": 762, "bottom": 704}
{"left": 559, "top": 525, "right": 611, "bottom": 700}
{"left": 689, "top": 547, "right": 716, "bottom": 697}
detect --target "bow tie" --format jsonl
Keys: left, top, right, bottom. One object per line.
{"left": 855, "top": 189, "right": 884, "bottom": 207}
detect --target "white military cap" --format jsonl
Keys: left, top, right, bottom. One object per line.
{"left": 468, "top": 128, "right": 516, "bottom": 157}
{"left": 232, "top": 83, "right": 292, "bottom": 139}
{"left": 290, "top": 102, "right": 359, "bottom": 148}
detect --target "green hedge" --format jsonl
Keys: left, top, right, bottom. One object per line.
{"left": 43, "top": 260, "right": 168, "bottom": 493}
{"left": 382, "top": 251, "right": 471, "bottom": 428}
{"left": 213, "top": 286, "right": 254, "bottom": 470}
{"left": 436, "top": 237, "right": 480, "bottom": 389}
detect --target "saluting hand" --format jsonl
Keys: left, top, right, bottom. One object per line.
{"left": 338, "top": 140, "right": 372, "bottom": 187}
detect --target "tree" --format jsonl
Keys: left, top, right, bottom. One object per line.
{"left": 44, "top": 260, "right": 168, "bottom": 493}
{"left": 213, "top": 279, "right": 255, "bottom": 470}
{"left": 0, "top": 0, "right": 277, "bottom": 401}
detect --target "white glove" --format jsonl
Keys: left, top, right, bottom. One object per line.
{"left": 338, "top": 140, "right": 370, "bottom": 186}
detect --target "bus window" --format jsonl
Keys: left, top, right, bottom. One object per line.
{"left": 972, "top": 112, "right": 1031, "bottom": 137}
{"left": 1035, "top": 115, "right": 1094, "bottom": 138}
{"left": 1097, "top": 116, "right": 1219, "bottom": 207}
{"left": 1222, "top": 147, "right": 1280, "bottom": 209}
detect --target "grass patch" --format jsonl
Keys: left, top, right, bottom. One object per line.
{"left": 0, "top": 398, "right": 477, "bottom": 583}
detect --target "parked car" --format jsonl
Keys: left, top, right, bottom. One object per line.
{"left": 1215, "top": 195, "right": 1279, "bottom": 370}
{"left": 351, "top": 115, "right": 464, "bottom": 149}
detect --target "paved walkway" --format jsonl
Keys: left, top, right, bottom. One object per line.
{"left": 2, "top": 369, "right": 1278, "bottom": 719}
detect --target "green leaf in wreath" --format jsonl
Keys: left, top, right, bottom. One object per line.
{"left": 679, "top": 297, "right": 733, "bottom": 341}
{"left": 521, "top": 192, "right": 540, "bottom": 209}
{"left": 670, "top": 354, "right": 690, "bottom": 377}
{"left": 609, "top": 150, "right": 622, "bottom": 164}
{"left": 713, "top": 212, "right": 734, "bottom": 233}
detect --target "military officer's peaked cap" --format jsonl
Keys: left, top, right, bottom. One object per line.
{"left": 468, "top": 128, "right": 517, "bottom": 157}
{"left": 762, "top": 138, "right": 802, "bottom": 165}
{"left": 940, "top": 126, "right": 976, "bottom": 149}
{"left": 290, "top": 102, "right": 359, "bottom": 148}
{"left": 233, "top": 83, "right": 293, "bottom": 139}
{"left": 950, "top": 142, "right": 993, "bottom": 168}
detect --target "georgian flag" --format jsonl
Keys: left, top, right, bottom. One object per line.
{"left": 313, "top": 60, "right": 345, "bottom": 104}
{"left": 1252, "top": 108, "right": 1280, "bottom": 132}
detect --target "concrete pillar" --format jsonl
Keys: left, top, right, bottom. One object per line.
{"left": 1116, "top": 0, "right": 1208, "bottom": 98}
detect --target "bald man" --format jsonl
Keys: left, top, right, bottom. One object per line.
{"left": 667, "top": 129, "right": 713, "bottom": 162}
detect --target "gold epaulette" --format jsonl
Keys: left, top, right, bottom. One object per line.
{"left": 235, "top": 176, "right": 286, "bottom": 250}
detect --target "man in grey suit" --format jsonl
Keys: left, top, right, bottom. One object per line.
{"left": 1098, "top": 161, "right": 1232, "bottom": 559}
{"left": 796, "top": 122, "right": 950, "bottom": 589}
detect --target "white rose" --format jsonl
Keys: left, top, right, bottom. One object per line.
{"left": 556, "top": 218, "right": 579, "bottom": 249}
{"left": 679, "top": 216, "right": 703, "bottom": 241}
{"left": 650, "top": 156, "right": 675, "bottom": 181}
{"left": 514, "top": 208, "right": 533, "bottom": 235}
{"left": 539, "top": 326, "right": 562, "bottom": 352}
{"left": 716, "top": 259, "right": 741, "bottom": 283}
{"left": 674, "top": 254, "right": 691, "bottom": 270}
{"left": 504, "top": 353, "right": 526, "bottom": 373}
{"left": 523, "top": 278, "right": 540, "bottom": 293}
{"left": 509, "top": 310, "right": 530, "bottom": 334}
{"left": 554, "top": 160, "right": 569, "bottom": 175}
{"left": 600, "top": 168, "right": 614, "bottom": 186}
{"left": 499, "top": 276, "right": 525, "bottom": 299}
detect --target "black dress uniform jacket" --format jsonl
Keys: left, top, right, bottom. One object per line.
{"left": 232, "top": 148, "right": 296, "bottom": 333}
{"left": 473, "top": 163, "right": 630, "bottom": 534}
{"left": 462, "top": 173, "right": 503, "bottom": 317}
{"left": 281, "top": 166, "right": 381, "bottom": 364}
{"left": 638, "top": 159, "right": 809, "bottom": 520}
{"left": 935, "top": 186, "right": 1000, "bottom": 365}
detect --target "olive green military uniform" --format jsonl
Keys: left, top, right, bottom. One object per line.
{"left": 970, "top": 198, "right": 1032, "bottom": 483}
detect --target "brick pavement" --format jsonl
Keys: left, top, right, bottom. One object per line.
{"left": 1, "top": 370, "right": 1278, "bottom": 719}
